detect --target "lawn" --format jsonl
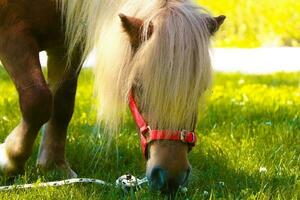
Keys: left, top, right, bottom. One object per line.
{"left": 0, "top": 68, "right": 299, "bottom": 199}
{"left": 197, "top": 0, "right": 300, "bottom": 47}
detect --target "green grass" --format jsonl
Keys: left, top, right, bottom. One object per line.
{"left": 197, "top": 0, "right": 300, "bottom": 47}
{"left": 0, "top": 68, "right": 299, "bottom": 199}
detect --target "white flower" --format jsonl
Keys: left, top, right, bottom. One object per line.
{"left": 180, "top": 187, "right": 188, "bottom": 193}
{"left": 259, "top": 167, "right": 267, "bottom": 173}
{"left": 203, "top": 190, "right": 209, "bottom": 196}
{"left": 219, "top": 181, "right": 225, "bottom": 187}
{"left": 265, "top": 121, "right": 272, "bottom": 126}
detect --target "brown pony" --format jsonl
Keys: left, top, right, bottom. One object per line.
{"left": 0, "top": 0, "right": 224, "bottom": 194}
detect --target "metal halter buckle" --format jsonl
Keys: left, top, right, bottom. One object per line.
{"left": 180, "top": 130, "right": 195, "bottom": 143}
{"left": 180, "top": 130, "right": 188, "bottom": 142}
{"left": 140, "top": 125, "right": 151, "bottom": 135}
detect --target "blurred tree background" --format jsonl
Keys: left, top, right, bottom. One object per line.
{"left": 197, "top": 0, "right": 300, "bottom": 47}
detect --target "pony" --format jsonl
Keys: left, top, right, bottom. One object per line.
{"left": 0, "top": 0, "right": 225, "bottom": 194}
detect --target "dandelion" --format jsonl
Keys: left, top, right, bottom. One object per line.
{"left": 238, "top": 79, "right": 245, "bottom": 85}
{"left": 2, "top": 116, "right": 8, "bottom": 122}
{"left": 259, "top": 167, "right": 267, "bottom": 173}
{"left": 243, "top": 94, "right": 249, "bottom": 102}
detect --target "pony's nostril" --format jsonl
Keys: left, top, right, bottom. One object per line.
{"left": 148, "top": 166, "right": 167, "bottom": 190}
{"left": 147, "top": 167, "right": 191, "bottom": 193}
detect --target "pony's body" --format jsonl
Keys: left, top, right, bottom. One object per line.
{"left": 0, "top": 0, "right": 75, "bottom": 175}
{"left": 0, "top": 1, "right": 65, "bottom": 51}
{"left": 0, "top": 0, "right": 224, "bottom": 194}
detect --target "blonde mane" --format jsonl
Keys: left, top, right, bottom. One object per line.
{"left": 57, "top": 0, "right": 213, "bottom": 133}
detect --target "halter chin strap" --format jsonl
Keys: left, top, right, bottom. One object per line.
{"left": 128, "top": 91, "right": 197, "bottom": 159}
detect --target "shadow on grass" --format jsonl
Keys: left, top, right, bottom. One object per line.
{"left": 189, "top": 149, "right": 297, "bottom": 199}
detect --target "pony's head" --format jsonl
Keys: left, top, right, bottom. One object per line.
{"left": 94, "top": 0, "right": 225, "bottom": 194}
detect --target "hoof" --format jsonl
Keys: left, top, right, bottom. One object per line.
{"left": 37, "top": 162, "right": 78, "bottom": 179}
{"left": 0, "top": 143, "right": 23, "bottom": 176}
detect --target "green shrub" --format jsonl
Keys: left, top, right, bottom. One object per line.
{"left": 197, "top": 0, "right": 300, "bottom": 47}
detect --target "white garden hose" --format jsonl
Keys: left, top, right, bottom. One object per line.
{"left": 0, "top": 174, "right": 148, "bottom": 193}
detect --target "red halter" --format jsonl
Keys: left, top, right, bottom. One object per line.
{"left": 128, "top": 91, "right": 197, "bottom": 159}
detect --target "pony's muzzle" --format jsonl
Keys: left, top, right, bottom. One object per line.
{"left": 147, "top": 166, "right": 190, "bottom": 193}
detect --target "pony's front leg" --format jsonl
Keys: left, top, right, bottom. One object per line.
{"left": 0, "top": 32, "right": 52, "bottom": 175}
{"left": 37, "top": 47, "right": 81, "bottom": 178}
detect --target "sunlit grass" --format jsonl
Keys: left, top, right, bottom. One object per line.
{"left": 197, "top": 0, "right": 300, "bottom": 47}
{"left": 0, "top": 68, "right": 299, "bottom": 199}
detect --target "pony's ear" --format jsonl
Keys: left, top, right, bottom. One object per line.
{"left": 119, "top": 13, "right": 153, "bottom": 49}
{"left": 207, "top": 15, "right": 226, "bottom": 35}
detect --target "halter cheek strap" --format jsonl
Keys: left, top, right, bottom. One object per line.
{"left": 128, "top": 91, "right": 197, "bottom": 159}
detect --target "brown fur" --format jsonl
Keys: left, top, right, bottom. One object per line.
{"left": 0, "top": 0, "right": 79, "bottom": 176}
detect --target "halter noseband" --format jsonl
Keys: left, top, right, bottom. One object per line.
{"left": 128, "top": 91, "right": 197, "bottom": 159}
